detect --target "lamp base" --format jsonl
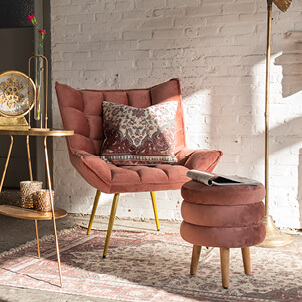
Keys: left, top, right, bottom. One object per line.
{"left": 258, "top": 215, "right": 293, "bottom": 247}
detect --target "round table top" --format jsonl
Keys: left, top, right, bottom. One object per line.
{"left": 0, "top": 128, "right": 74, "bottom": 137}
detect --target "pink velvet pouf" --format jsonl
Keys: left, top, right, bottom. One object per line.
{"left": 180, "top": 180, "right": 266, "bottom": 288}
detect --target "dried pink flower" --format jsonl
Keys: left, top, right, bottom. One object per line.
{"left": 27, "top": 14, "right": 34, "bottom": 22}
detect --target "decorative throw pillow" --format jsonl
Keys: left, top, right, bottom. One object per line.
{"left": 101, "top": 101, "right": 178, "bottom": 165}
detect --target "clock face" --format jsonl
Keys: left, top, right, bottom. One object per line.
{"left": 0, "top": 71, "right": 36, "bottom": 118}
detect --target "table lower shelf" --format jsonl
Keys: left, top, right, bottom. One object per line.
{"left": 0, "top": 204, "right": 67, "bottom": 220}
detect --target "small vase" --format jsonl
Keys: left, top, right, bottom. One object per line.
{"left": 34, "top": 56, "right": 44, "bottom": 121}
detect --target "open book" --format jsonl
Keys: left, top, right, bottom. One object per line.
{"left": 187, "top": 170, "right": 261, "bottom": 186}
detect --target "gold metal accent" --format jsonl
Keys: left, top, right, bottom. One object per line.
{"left": 0, "top": 204, "right": 67, "bottom": 220}
{"left": 0, "top": 70, "right": 36, "bottom": 130}
{"left": 100, "top": 192, "right": 160, "bottom": 257}
{"left": 44, "top": 135, "right": 63, "bottom": 288}
{"left": 29, "top": 128, "right": 50, "bottom": 132}
{"left": 150, "top": 191, "right": 160, "bottom": 231}
{"left": 87, "top": 190, "right": 101, "bottom": 235}
{"left": 262, "top": 0, "right": 293, "bottom": 247}
{"left": 0, "top": 70, "right": 36, "bottom": 118}
{"left": 273, "top": 0, "right": 292, "bottom": 12}
{"left": 28, "top": 55, "right": 49, "bottom": 130}
{"left": 0, "top": 129, "right": 73, "bottom": 136}
{"left": 103, "top": 193, "right": 120, "bottom": 258}
{"left": 0, "top": 116, "right": 29, "bottom": 130}
{"left": 26, "top": 135, "right": 33, "bottom": 181}
{"left": 0, "top": 203, "right": 67, "bottom": 262}
{"left": 0, "top": 135, "right": 13, "bottom": 193}
{"left": 0, "top": 129, "right": 73, "bottom": 288}
{"left": 258, "top": 215, "right": 293, "bottom": 247}
{"left": 35, "top": 219, "right": 40, "bottom": 259}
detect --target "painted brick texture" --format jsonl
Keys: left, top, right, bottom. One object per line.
{"left": 51, "top": 0, "right": 302, "bottom": 228}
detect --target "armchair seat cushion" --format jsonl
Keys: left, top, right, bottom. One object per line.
{"left": 109, "top": 164, "right": 189, "bottom": 192}
{"left": 71, "top": 148, "right": 222, "bottom": 193}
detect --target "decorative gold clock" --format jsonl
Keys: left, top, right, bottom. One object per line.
{"left": 0, "top": 70, "right": 36, "bottom": 130}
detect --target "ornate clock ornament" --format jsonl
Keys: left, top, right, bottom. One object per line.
{"left": 0, "top": 70, "right": 36, "bottom": 130}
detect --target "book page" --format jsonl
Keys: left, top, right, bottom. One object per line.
{"left": 186, "top": 170, "right": 216, "bottom": 186}
{"left": 187, "top": 170, "right": 261, "bottom": 186}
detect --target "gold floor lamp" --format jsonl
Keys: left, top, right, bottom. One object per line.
{"left": 259, "top": 0, "right": 293, "bottom": 247}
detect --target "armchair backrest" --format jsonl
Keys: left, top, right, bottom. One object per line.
{"left": 55, "top": 78, "right": 186, "bottom": 157}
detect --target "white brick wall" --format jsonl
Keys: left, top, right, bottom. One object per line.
{"left": 50, "top": 0, "right": 302, "bottom": 229}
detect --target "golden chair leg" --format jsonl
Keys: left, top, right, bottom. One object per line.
{"left": 103, "top": 193, "right": 120, "bottom": 258}
{"left": 241, "top": 247, "right": 251, "bottom": 275}
{"left": 190, "top": 245, "right": 202, "bottom": 275}
{"left": 150, "top": 191, "right": 160, "bottom": 231}
{"left": 220, "top": 247, "right": 230, "bottom": 289}
{"left": 87, "top": 190, "right": 101, "bottom": 235}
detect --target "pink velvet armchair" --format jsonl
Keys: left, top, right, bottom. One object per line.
{"left": 55, "top": 78, "right": 222, "bottom": 257}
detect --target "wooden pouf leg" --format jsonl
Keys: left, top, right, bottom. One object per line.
{"left": 220, "top": 248, "right": 230, "bottom": 289}
{"left": 241, "top": 247, "right": 251, "bottom": 275}
{"left": 190, "top": 245, "right": 201, "bottom": 275}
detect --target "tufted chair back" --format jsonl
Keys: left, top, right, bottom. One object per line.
{"left": 55, "top": 78, "right": 186, "bottom": 158}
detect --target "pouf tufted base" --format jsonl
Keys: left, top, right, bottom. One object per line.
{"left": 181, "top": 200, "right": 265, "bottom": 227}
{"left": 180, "top": 221, "right": 266, "bottom": 248}
{"left": 180, "top": 180, "right": 266, "bottom": 288}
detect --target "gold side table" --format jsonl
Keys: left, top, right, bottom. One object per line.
{"left": 0, "top": 129, "right": 73, "bottom": 288}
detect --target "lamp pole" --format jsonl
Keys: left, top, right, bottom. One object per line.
{"left": 258, "top": 0, "right": 293, "bottom": 247}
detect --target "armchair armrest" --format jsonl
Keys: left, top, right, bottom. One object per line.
{"left": 176, "top": 148, "right": 223, "bottom": 173}
{"left": 69, "top": 151, "right": 112, "bottom": 189}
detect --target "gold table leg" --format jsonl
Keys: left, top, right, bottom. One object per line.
{"left": 26, "top": 135, "right": 41, "bottom": 258}
{"left": 35, "top": 219, "right": 41, "bottom": 259}
{"left": 0, "top": 135, "right": 14, "bottom": 194}
{"left": 44, "top": 136, "right": 63, "bottom": 288}
{"left": 26, "top": 135, "right": 33, "bottom": 181}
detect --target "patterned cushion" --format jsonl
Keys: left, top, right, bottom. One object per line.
{"left": 101, "top": 101, "right": 178, "bottom": 165}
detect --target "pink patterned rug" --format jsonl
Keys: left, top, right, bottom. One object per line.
{"left": 0, "top": 226, "right": 301, "bottom": 301}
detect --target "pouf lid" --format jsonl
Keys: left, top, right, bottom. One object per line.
{"left": 181, "top": 180, "right": 266, "bottom": 206}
